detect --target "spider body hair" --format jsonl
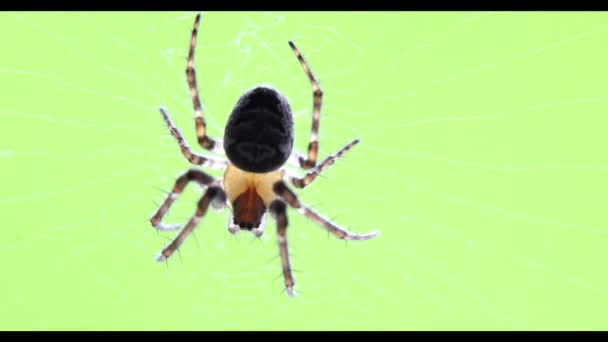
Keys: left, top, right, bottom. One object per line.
{"left": 223, "top": 85, "right": 294, "bottom": 173}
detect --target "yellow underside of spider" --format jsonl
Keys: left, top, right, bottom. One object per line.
{"left": 223, "top": 164, "right": 283, "bottom": 228}
{"left": 223, "top": 165, "right": 283, "bottom": 206}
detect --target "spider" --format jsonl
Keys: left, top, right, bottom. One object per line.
{"left": 150, "top": 13, "right": 379, "bottom": 297}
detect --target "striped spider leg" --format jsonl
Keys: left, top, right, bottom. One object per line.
{"left": 287, "top": 41, "right": 323, "bottom": 170}
{"left": 152, "top": 104, "right": 229, "bottom": 261}
{"left": 270, "top": 180, "right": 379, "bottom": 297}
{"left": 187, "top": 13, "right": 224, "bottom": 154}
{"left": 283, "top": 138, "right": 360, "bottom": 189}
{"left": 150, "top": 168, "right": 227, "bottom": 261}
{"left": 150, "top": 169, "right": 216, "bottom": 231}
{"left": 159, "top": 107, "right": 228, "bottom": 170}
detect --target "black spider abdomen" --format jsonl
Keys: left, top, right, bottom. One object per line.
{"left": 224, "top": 86, "right": 294, "bottom": 173}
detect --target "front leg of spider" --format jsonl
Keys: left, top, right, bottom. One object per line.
{"left": 150, "top": 169, "right": 216, "bottom": 231}
{"left": 156, "top": 185, "right": 227, "bottom": 262}
{"left": 273, "top": 181, "right": 379, "bottom": 241}
{"left": 269, "top": 181, "right": 379, "bottom": 298}
{"left": 269, "top": 199, "right": 295, "bottom": 297}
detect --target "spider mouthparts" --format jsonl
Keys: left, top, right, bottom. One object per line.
{"left": 252, "top": 228, "right": 264, "bottom": 238}
{"left": 238, "top": 222, "right": 257, "bottom": 231}
{"left": 228, "top": 225, "right": 239, "bottom": 235}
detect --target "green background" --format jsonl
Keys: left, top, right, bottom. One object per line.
{"left": 1, "top": 11, "right": 607, "bottom": 330}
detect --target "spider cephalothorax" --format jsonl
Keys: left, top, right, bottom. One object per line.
{"left": 150, "top": 13, "right": 378, "bottom": 297}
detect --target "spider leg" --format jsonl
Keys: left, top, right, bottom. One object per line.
{"left": 288, "top": 41, "right": 323, "bottom": 170}
{"left": 150, "top": 169, "right": 217, "bottom": 231}
{"left": 269, "top": 200, "right": 296, "bottom": 297}
{"left": 156, "top": 185, "right": 226, "bottom": 261}
{"left": 287, "top": 138, "right": 360, "bottom": 189}
{"left": 273, "top": 181, "right": 379, "bottom": 240}
{"left": 160, "top": 107, "right": 228, "bottom": 170}
{"left": 187, "top": 13, "right": 223, "bottom": 154}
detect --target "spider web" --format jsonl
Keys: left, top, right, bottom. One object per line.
{"left": 1, "top": 12, "right": 608, "bottom": 330}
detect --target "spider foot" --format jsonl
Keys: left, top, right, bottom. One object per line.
{"left": 155, "top": 251, "right": 169, "bottom": 262}
{"left": 342, "top": 229, "right": 380, "bottom": 241}
{"left": 284, "top": 285, "right": 296, "bottom": 298}
{"left": 153, "top": 223, "right": 182, "bottom": 232}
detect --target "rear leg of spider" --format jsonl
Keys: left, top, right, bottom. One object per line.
{"left": 288, "top": 41, "right": 323, "bottom": 170}
{"left": 187, "top": 13, "right": 223, "bottom": 153}
{"left": 156, "top": 185, "right": 226, "bottom": 262}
